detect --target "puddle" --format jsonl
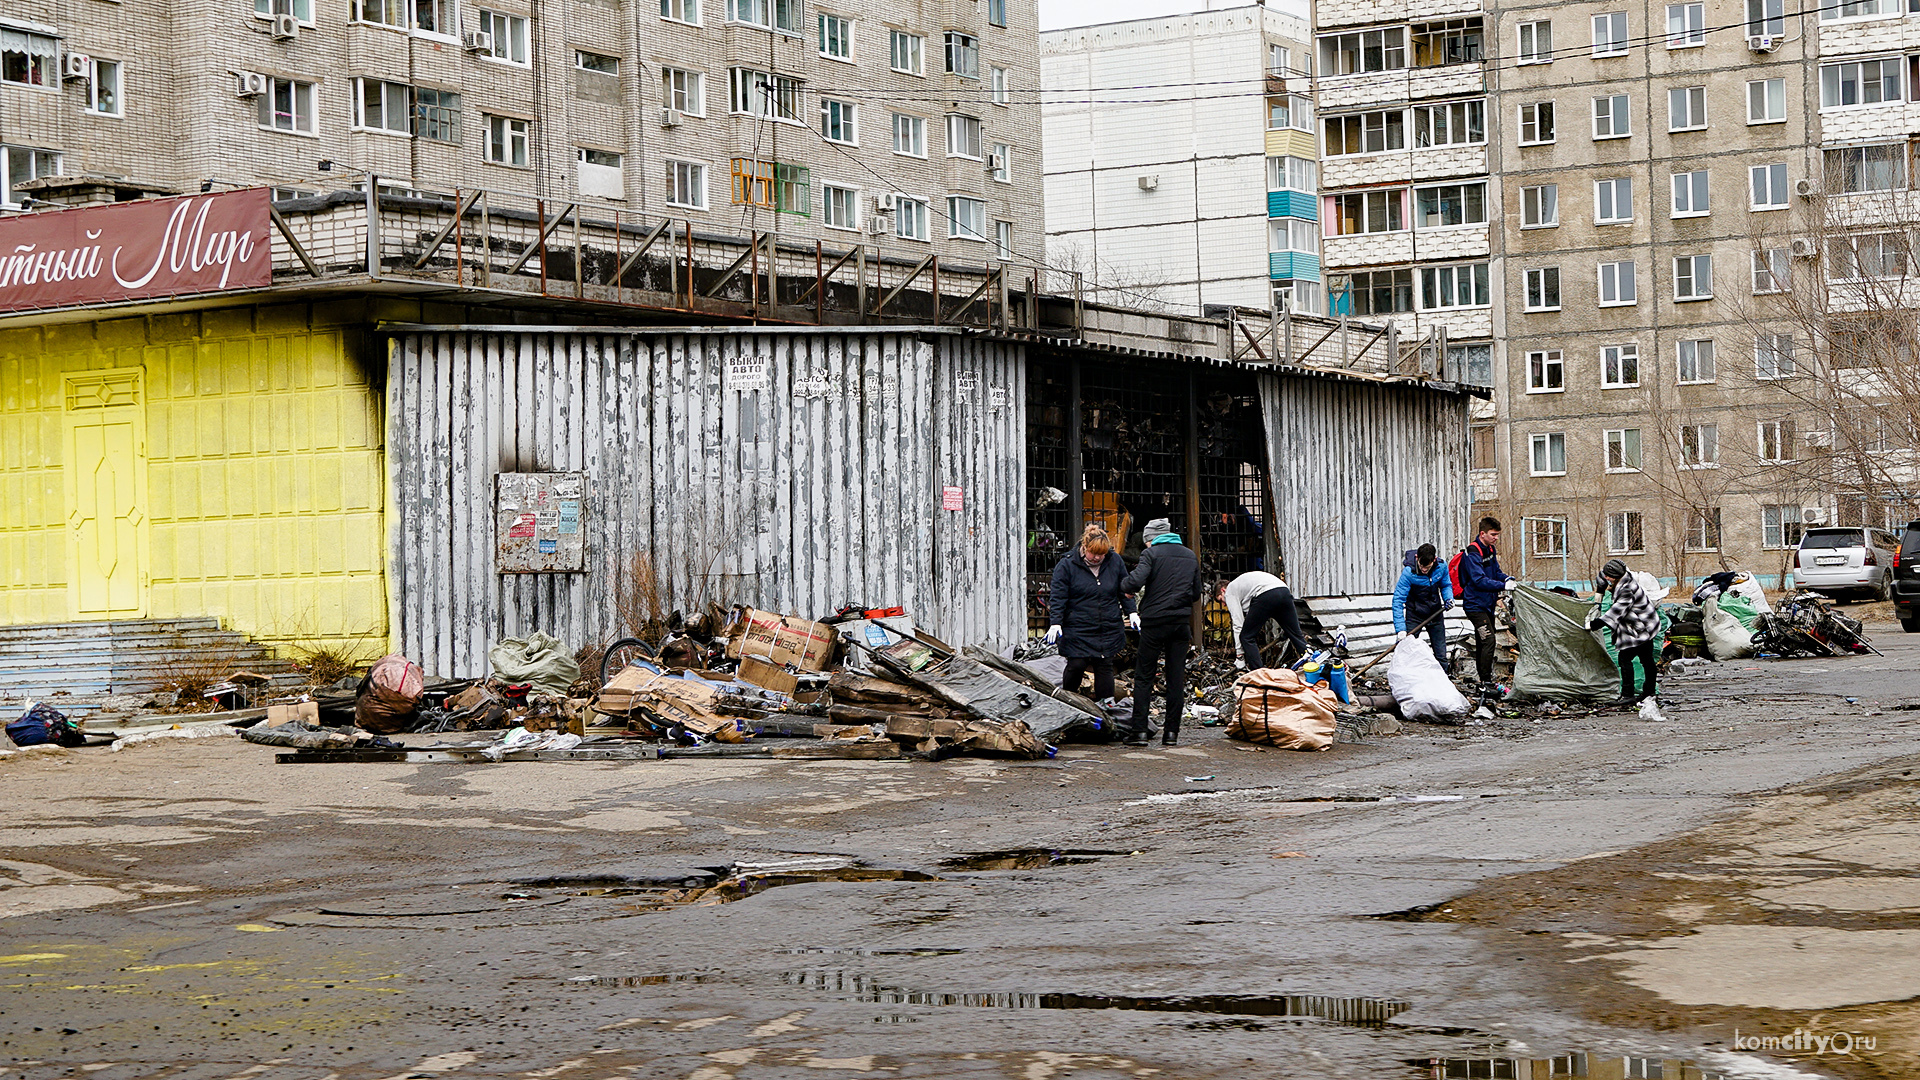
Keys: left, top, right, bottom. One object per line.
{"left": 1422, "top": 1052, "right": 1735, "bottom": 1079}
{"left": 570, "top": 972, "right": 709, "bottom": 987}
{"left": 939, "top": 848, "right": 1125, "bottom": 871}
{"left": 784, "top": 947, "right": 967, "bottom": 957}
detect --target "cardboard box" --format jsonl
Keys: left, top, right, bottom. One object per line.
{"left": 729, "top": 609, "right": 836, "bottom": 671}
{"left": 737, "top": 656, "right": 799, "bottom": 695}
{"left": 266, "top": 701, "right": 320, "bottom": 725}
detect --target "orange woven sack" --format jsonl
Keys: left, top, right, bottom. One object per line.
{"left": 1228, "top": 667, "right": 1337, "bottom": 751}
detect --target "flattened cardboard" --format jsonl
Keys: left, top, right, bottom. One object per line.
{"left": 266, "top": 701, "right": 320, "bottom": 725}
{"left": 730, "top": 609, "right": 836, "bottom": 671}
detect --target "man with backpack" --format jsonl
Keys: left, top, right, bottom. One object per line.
{"left": 1454, "top": 516, "right": 1518, "bottom": 693}
{"left": 1393, "top": 543, "right": 1454, "bottom": 667}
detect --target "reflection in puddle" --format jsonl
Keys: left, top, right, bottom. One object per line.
{"left": 1427, "top": 1052, "right": 1726, "bottom": 1079}
{"left": 939, "top": 848, "right": 1126, "bottom": 871}
{"left": 571, "top": 972, "right": 710, "bottom": 987}
{"left": 784, "top": 947, "right": 967, "bottom": 957}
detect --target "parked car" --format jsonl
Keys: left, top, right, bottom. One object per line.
{"left": 1794, "top": 527, "right": 1900, "bottom": 602}
{"left": 1893, "top": 521, "right": 1920, "bottom": 631}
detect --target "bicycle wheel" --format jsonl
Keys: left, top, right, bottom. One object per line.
{"left": 601, "top": 637, "right": 656, "bottom": 684}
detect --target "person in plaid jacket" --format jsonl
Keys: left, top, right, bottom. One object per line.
{"left": 1588, "top": 558, "right": 1660, "bottom": 708}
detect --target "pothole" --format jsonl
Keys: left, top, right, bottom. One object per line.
{"left": 939, "top": 848, "right": 1128, "bottom": 871}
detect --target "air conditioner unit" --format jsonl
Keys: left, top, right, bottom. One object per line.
{"left": 874, "top": 193, "right": 897, "bottom": 213}
{"left": 1796, "top": 178, "right": 1818, "bottom": 197}
{"left": 1791, "top": 236, "right": 1819, "bottom": 258}
{"left": 462, "top": 29, "right": 493, "bottom": 52}
{"left": 660, "top": 107, "right": 682, "bottom": 128}
{"left": 1805, "top": 429, "right": 1835, "bottom": 448}
{"left": 867, "top": 217, "right": 891, "bottom": 236}
{"left": 62, "top": 53, "right": 92, "bottom": 80}
{"left": 270, "top": 12, "right": 299, "bottom": 38}
{"left": 985, "top": 153, "right": 1004, "bottom": 174}
{"left": 1138, "top": 174, "right": 1159, "bottom": 191}
{"left": 1802, "top": 506, "right": 1828, "bottom": 524}
{"left": 1747, "top": 34, "right": 1777, "bottom": 52}
{"left": 235, "top": 70, "right": 270, "bottom": 97}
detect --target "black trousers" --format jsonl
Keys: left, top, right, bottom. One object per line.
{"left": 1130, "top": 621, "right": 1189, "bottom": 736}
{"left": 1061, "top": 655, "right": 1115, "bottom": 701}
{"left": 1620, "top": 642, "right": 1657, "bottom": 701}
{"left": 1467, "top": 609, "right": 1497, "bottom": 683}
{"left": 1241, "top": 587, "right": 1309, "bottom": 667}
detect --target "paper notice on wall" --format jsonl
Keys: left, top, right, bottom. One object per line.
{"left": 794, "top": 373, "right": 835, "bottom": 399}
{"left": 990, "top": 385, "right": 1010, "bottom": 409}
{"left": 558, "top": 500, "right": 581, "bottom": 535}
{"left": 728, "top": 353, "right": 772, "bottom": 391}
{"left": 496, "top": 471, "right": 588, "bottom": 573}
{"left": 955, "top": 373, "right": 979, "bottom": 403}
{"left": 942, "top": 485, "right": 964, "bottom": 512}
{"left": 507, "top": 513, "right": 537, "bottom": 538}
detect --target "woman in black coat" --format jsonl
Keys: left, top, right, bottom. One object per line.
{"left": 1045, "top": 524, "right": 1136, "bottom": 701}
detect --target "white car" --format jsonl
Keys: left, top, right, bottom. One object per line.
{"left": 1794, "top": 527, "right": 1900, "bottom": 601}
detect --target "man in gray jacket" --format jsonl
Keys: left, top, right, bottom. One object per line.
{"left": 1121, "top": 518, "right": 1203, "bottom": 746}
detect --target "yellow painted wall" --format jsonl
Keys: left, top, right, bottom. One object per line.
{"left": 0, "top": 302, "right": 386, "bottom": 651}
{"left": 1265, "top": 129, "right": 1318, "bottom": 161}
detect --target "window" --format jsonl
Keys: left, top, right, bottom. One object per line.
{"left": 1323, "top": 110, "right": 1404, "bottom": 155}
{"left": 666, "top": 160, "right": 706, "bottom": 209}
{"left": 1517, "top": 20, "right": 1552, "bottom": 63}
{"left": 948, "top": 195, "right": 986, "bottom": 240}
{"left": 576, "top": 51, "right": 619, "bottom": 75}
{"left": 818, "top": 13, "right": 852, "bottom": 59}
{"left": 1527, "top": 349, "right": 1564, "bottom": 391}
{"left": 485, "top": 115, "right": 529, "bottom": 166}
{"left": 773, "top": 0, "right": 801, "bottom": 33}
{"left": 1592, "top": 12, "right": 1628, "bottom": 56}
{"left": 1605, "top": 430, "right": 1643, "bottom": 473}
{"left": 1594, "top": 94, "right": 1631, "bottom": 138}
{"left": 1828, "top": 144, "right": 1903, "bottom": 192}
{"left": 1667, "top": 2, "right": 1705, "bottom": 45}
{"left": 1595, "top": 177, "right": 1633, "bottom": 224}
{"left": 1329, "top": 191, "right": 1404, "bottom": 234}
{"left": 663, "top": 68, "right": 704, "bottom": 115}
{"left": 731, "top": 158, "right": 773, "bottom": 206}
{"left": 822, "top": 184, "right": 858, "bottom": 230}
{"left": 1674, "top": 255, "right": 1713, "bottom": 300}
{"left": 1268, "top": 94, "right": 1314, "bottom": 132}
{"left": 355, "top": 0, "right": 408, "bottom": 26}
{"left": 1269, "top": 44, "right": 1293, "bottom": 75}
{"left": 1829, "top": 232, "right": 1908, "bottom": 279}
{"left": 0, "top": 146, "right": 58, "bottom": 208}
{"left": 1762, "top": 505, "right": 1804, "bottom": 548}
{"left": 774, "top": 163, "right": 808, "bottom": 214}
{"left": 1411, "top": 18, "right": 1483, "bottom": 65}
{"left": 1319, "top": 28, "right": 1407, "bottom": 74}
{"left": 1821, "top": 59, "right": 1902, "bottom": 108}
{"left": 1525, "top": 267, "right": 1561, "bottom": 310}
{"left": 1267, "top": 156, "right": 1317, "bottom": 193}
{"left": 1519, "top": 101, "right": 1555, "bottom": 144}
{"left": 982, "top": 141, "right": 1008, "bottom": 181}
{"left": 1671, "top": 170, "right": 1710, "bottom": 216}
{"left": 1669, "top": 86, "right": 1706, "bottom": 131}
{"left": 1531, "top": 517, "right": 1569, "bottom": 557}
{"left": 1271, "top": 218, "right": 1320, "bottom": 254}
{"left": 85, "top": 59, "right": 123, "bottom": 116}
{"left": 895, "top": 195, "right": 930, "bottom": 240}
{"left": 892, "top": 113, "right": 926, "bottom": 156}
{"left": 257, "top": 78, "right": 316, "bottom": 133}
{"left": 1413, "top": 99, "right": 1485, "bottom": 146}
{"left": 728, "top": 0, "right": 769, "bottom": 28}
{"left": 661, "top": 0, "right": 699, "bottom": 24}
{"left": 729, "top": 68, "right": 800, "bottom": 120}
{"left": 1419, "top": 263, "right": 1491, "bottom": 308}
{"left": 1758, "top": 419, "right": 1796, "bottom": 462}
{"left": 988, "top": 0, "right": 1006, "bottom": 27}
{"left": 1608, "top": 511, "right": 1646, "bottom": 553}
{"left": 474, "top": 10, "right": 529, "bottom": 63}
{"left": 1337, "top": 269, "right": 1414, "bottom": 315}
{"left": 1453, "top": 344, "right": 1493, "bottom": 386}
{"left": 1678, "top": 339, "right": 1716, "bottom": 383}
{"left": 1681, "top": 423, "right": 1719, "bottom": 466}
{"left": 1599, "top": 260, "right": 1636, "bottom": 304}
{"left": 1822, "top": 0, "right": 1897, "bottom": 19}
{"left": 1748, "top": 78, "right": 1786, "bottom": 123}
{"left": 1756, "top": 333, "right": 1796, "bottom": 378}
{"left": 990, "top": 66, "right": 1009, "bottom": 105}
{"left": 1522, "top": 184, "right": 1558, "bottom": 227}
{"left": 412, "top": 0, "right": 453, "bottom": 34}
{"left": 254, "top": 0, "right": 315, "bottom": 24}
{"left": 1530, "top": 433, "right": 1567, "bottom": 476}
{"left": 944, "top": 32, "right": 979, "bottom": 78}
{"left": 821, "top": 99, "right": 857, "bottom": 144}
{"left": 889, "top": 30, "right": 923, "bottom": 74}
{"left": 1752, "top": 248, "right": 1788, "bottom": 293}
{"left": 1602, "top": 343, "right": 1640, "bottom": 387}
{"left": 415, "top": 88, "right": 461, "bottom": 143}
{"left": 945, "top": 114, "right": 983, "bottom": 159}
{"left": 1471, "top": 427, "right": 1497, "bottom": 469}
{"left": 1414, "top": 182, "right": 1487, "bottom": 228}
{"left": 1747, "top": 0, "right": 1784, "bottom": 35}
{"left": 577, "top": 148, "right": 623, "bottom": 199}
{"left": 1751, "top": 163, "right": 1789, "bottom": 208}
{"left": 1687, "top": 508, "right": 1722, "bottom": 551}
{"left": 357, "top": 79, "right": 414, "bottom": 134}
{"left": 995, "top": 220, "right": 1013, "bottom": 259}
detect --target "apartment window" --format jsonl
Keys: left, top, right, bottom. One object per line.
{"left": 1527, "top": 349, "right": 1564, "bottom": 391}
{"left": 990, "top": 67, "right": 1009, "bottom": 105}
{"left": 1329, "top": 191, "right": 1404, "bottom": 234}
{"left": 1271, "top": 218, "right": 1320, "bottom": 254}
{"left": 818, "top": 13, "right": 852, "bottom": 59}
{"left": 895, "top": 195, "right": 930, "bottom": 241}
{"left": 661, "top": 0, "right": 700, "bottom": 23}
{"left": 1608, "top": 510, "right": 1646, "bottom": 553}
{"left": 1748, "top": 78, "right": 1786, "bottom": 122}
{"left": 1686, "top": 508, "right": 1722, "bottom": 551}
{"left": 889, "top": 31, "right": 923, "bottom": 74}
{"left": 1319, "top": 28, "right": 1407, "bottom": 74}
{"left": 990, "top": 142, "right": 1011, "bottom": 181}
{"left": 945, "top": 114, "right": 983, "bottom": 158}
{"left": 1591, "top": 12, "right": 1628, "bottom": 56}
{"left": 1678, "top": 339, "right": 1716, "bottom": 383}
{"left": 1530, "top": 433, "right": 1567, "bottom": 476}
{"left": 944, "top": 32, "right": 979, "bottom": 78}
{"left": 776, "top": 0, "right": 803, "bottom": 32}
{"left": 988, "top": 0, "right": 1006, "bottom": 27}
{"left": 414, "top": 88, "right": 461, "bottom": 143}
{"left": 1761, "top": 505, "right": 1803, "bottom": 548}
{"left": 1338, "top": 268, "right": 1415, "bottom": 315}
{"left": 728, "top": 0, "right": 768, "bottom": 28}
{"left": 1758, "top": 419, "right": 1796, "bottom": 462}
{"left": 1268, "top": 94, "right": 1314, "bottom": 132}
{"left": 1595, "top": 178, "right": 1633, "bottom": 224}
{"left": 1747, "top": 0, "right": 1784, "bottom": 35}
{"left": 1822, "top": 0, "right": 1897, "bottom": 18}
{"left": 1605, "top": 430, "right": 1643, "bottom": 473}
{"left": 577, "top": 148, "right": 623, "bottom": 199}
{"left": 729, "top": 68, "right": 800, "bottom": 120}
{"left": 1667, "top": 2, "right": 1705, "bottom": 45}
{"left": 663, "top": 68, "right": 704, "bottom": 115}
{"left": 822, "top": 184, "right": 858, "bottom": 230}
{"left": 257, "top": 78, "right": 316, "bottom": 133}
{"left": 1669, "top": 86, "right": 1706, "bottom": 131}
{"left": 255, "top": 0, "right": 315, "bottom": 24}
{"left": 1681, "top": 423, "right": 1719, "bottom": 466}
{"left": 1594, "top": 94, "right": 1631, "bottom": 138}
{"left": 1599, "top": 260, "right": 1637, "bottom": 304}
{"left": 948, "top": 195, "right": 986, "bottom": 241}
{"left": 1531, "top": 516, "right": 1568, "bottom": 557}
{"left": 1752, "top": 248, "right": 1788, "bottom": 293}
{"left": 1602, "top": 343, "right": 1640, "bottom": 387}
{"left": 355, "top": 0, "right": 408, "bottom": 26}
{"left": 1267, "top": 156, "right": 1317, "bottom": 193}
{"left": 1323, "top": 110, "right": 1404, "bottom": 155}
{"left": 474, "top": 10, "right": 529, "bottom": 63}
{"left": 821, "top": 99, "right": 857, "bottom": 144}
{"left": 485, "top": 115, "right": 529, "bottom": 166}
{"left": 666, "top": 159, "right": 706, "bottom": 209}
{"left": 1525, "top": 267, "right": 1561, "bottom": 310}
{"left": 412, "top": 0, "right": 452, "bottom": 34}
{"left": 357, "top": 79, "right": 414, "bottom": 134}
{"left": 1419, "top": 262, "right": 1491, "bottom": 308}
{"left": 1671, "top": 170, "right": 1709, "bottom": 216}
{"left": 1674, "top": 255, "right": 1713, "bottom": 300}
{"left": 1821, "top": 59, "right": 1902, "bottom": 108}
{"left": 576, "top": 51, "right": 619, "bottom": 75}
{"left": 1520, "top": 184, "right": 1557, "bottom": 228}
{"left": 891, "top": 113, "right": 926, "bottom": 156}
{"left": 1517, "top": 20, "right": 1552, "bottom": 63}
{"left": 731, "top": 158, "right": 774, "bottom": 206}
{"left": 1471, "top": 426, "right": 1497, "bottom": 468}
{"left": 1750, "top": 163, "right": 1789, "bottom": 208}
{"left": 1829, "top": 232, "right": 1909, "bottom": 279}
{"left": 1756, "top": 333, "right": 1797, "bottom": 378}
{"left": 774, "top": 163, "right": 808, "bottom": 214}
{"left": 1411, "top": 18, "right": 1483, "bottom": 65}
{"left": 1414, "top": 182, "right": 1487, "bottom": 228}
{"left": 1, "top": 146, "right": 59, "bottom": 208}
{"left": 1519, "top": 101, "right": 1555, "bottom": 144}
{"left": 87, "top": 59, "right": 122, "bottom": 116}
{"left": 1828, "top": 144, "right": 1904, "bottom": 192}
{"left": 1413, "top": 99, "right": 1485, "bottom": 146}
{"left": 995, "top": 220, "right": 1013, "bottom": 259}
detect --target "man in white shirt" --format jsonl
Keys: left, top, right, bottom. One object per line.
{"left": 1218, "top": 570, "right": 1310, "bottom": 670}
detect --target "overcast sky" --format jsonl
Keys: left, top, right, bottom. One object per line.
{"left": 1038, "top": 0, "right": 1308, "bottom": 32}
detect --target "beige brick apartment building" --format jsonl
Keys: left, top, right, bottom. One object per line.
{"left": 0, "top": 0, "right": 1043, "bottom": 263}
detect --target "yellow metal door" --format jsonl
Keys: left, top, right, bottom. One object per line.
{"left": 64, "top": 369, "right": 149, "bottom": 618}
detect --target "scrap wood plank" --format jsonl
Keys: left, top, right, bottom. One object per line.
{"left": 656, "top": 740, "right": 903, "bottom": 760}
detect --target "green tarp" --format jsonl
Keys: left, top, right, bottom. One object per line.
{"left": 1510, "top": 585, "right": 1618, "bottom": 702}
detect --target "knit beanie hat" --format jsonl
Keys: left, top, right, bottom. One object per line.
{"left": 1602, "top": 558, "right": 1628, "bottom": 581}
{"left": 1143, "top": 518, "right": 1172, "bottom": 544}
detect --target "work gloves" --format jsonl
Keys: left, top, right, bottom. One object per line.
{"left": 1127, "top": 612, "right": 1141, "bottom": 630}
{"left": 1443, "top": 599, "right": 1455, "bottom": 611}
{"left": 1394, "top": 631, "right": 1408, "bottom": 642}
{"left": 1234, "top": 659, "right": 1248, "bottom": 670}
{"left": 1045, "top": 625, "right": 1062, "bottom": 644}
{"left": 1503, "top": 579, "right": 1519, "bottom": 592}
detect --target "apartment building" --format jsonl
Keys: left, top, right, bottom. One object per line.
{"left": 1041, "top": 6, "right": 1320, "bottom": 314}
{"left": 0, "top": 0, "right": 1043, "bottom": 262}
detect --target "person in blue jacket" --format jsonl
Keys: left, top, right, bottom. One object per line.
{"left": 1392, "top": 543, "right": 1453, "bottom": 666}
{"left": 1459, "top": 516, "right": 1518, "bottom": 691}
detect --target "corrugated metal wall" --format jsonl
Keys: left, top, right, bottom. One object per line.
{"left": 388, "top": 329, "right": 1026, "bottom": 677}
{"left": 1259, "top": 373, "right": 1470, "bottom": 598}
